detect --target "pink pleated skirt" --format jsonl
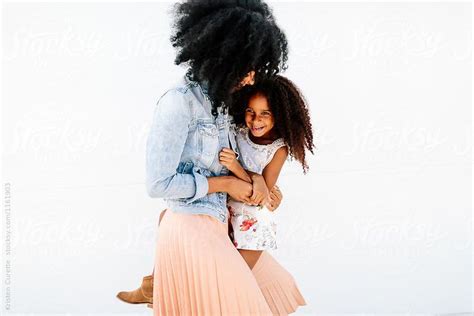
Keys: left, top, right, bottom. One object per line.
{"left": 153, "top": 209, "right": 306, "bottom": 315}
{"left": 251, "top": 251, "right": 307, "bottom": 315}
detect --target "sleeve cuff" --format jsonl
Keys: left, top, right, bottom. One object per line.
{"left": 186, "top": 168, "right": 209, "bottom": 204}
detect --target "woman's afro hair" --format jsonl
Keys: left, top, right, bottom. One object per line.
{"left": 170, "top": 0, "right": 288, "bottom": 117}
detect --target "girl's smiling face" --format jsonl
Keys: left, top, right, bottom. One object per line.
{"left": 245, "top": 93, "right": 275, "bottom": 138}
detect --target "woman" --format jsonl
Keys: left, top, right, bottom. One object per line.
{"left": 136, "top": 1, "right": 305, "bottom": 314}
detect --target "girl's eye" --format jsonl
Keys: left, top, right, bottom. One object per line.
{"left": 245, "top": 109, "right": 254, "bottom": 113}
{"left": 261, "top": 112, "right": 271, "bottom": 116}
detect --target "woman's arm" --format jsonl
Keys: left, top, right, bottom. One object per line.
{"left": 146, "top": 89, "right": 207, "bottom": 202}
{"left": 207, "top": 175, "right": 253, "bottom": 204}
{"left": 219, "top": 147, "right": 282, "bottom": 206}
{"left": 220, "top": 145, "right": 288, "bottom": 194}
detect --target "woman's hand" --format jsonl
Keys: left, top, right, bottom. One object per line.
{"left": 249, "top": 174, "right": 270, "bottom": 206}
{"left": 219, "top": 148, "right": 240, "bottom": 172}
{"left": 266, "top": 184, "right": 283, "bottom": 212}
{"left": 226, "top": 177, "right": 253, "bottom": 204}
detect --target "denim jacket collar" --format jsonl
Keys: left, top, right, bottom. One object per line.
{"left": 183, "top": 75, "right": 210, "bottom": 98}
{"left": 182, "top": 75, "right": 230, "bottom": 120}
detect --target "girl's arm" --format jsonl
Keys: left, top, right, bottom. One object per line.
{"left": 228, "top": 167, "right": 268, "bottom": 206}
{"left": 246, "top": 146, "right": 288, "bottom": 206}
{"left": 261, "top": 146, "right": 289, "bottom": 191}
{"left": 228, "top": 161, "right": 253, "bottom": 183}
{"left": 219, "top": 148, "right": 270, "bottom": 185}
{"left": 219, "top": 147, "right": 287, "bottom": 206}
{"left": 219, "top": 147, "right": 256, "bottom": 184}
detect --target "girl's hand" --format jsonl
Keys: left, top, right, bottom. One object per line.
{"left": 266, "top": 184, "right": 283, "bottom": 212}
{"left": 249, "top": 174, "right": 270, "bottom": 206}
{"left": 226, "top": 177, "right": 253, "bottom": 204}
{"left": 219, "top": 148, "right": 240, "bottom": 172}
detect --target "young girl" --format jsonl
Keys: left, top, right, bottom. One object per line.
{"left": 219, "top": 75, "right": 315, "bottom": 269}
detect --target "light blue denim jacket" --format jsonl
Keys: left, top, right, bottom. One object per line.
{"left": 145, "top": 75, "right": 240, "bottom": 224}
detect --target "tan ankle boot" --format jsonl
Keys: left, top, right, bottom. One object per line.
{"left": 116, "top": 275, "right": 153, "bottom": 305}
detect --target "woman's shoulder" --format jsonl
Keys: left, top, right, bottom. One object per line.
{"left": 159, "top": 75, "right": 196, "bottom": 98}
{"left": 155, "top": 75, "right": 204, "bottom": 113}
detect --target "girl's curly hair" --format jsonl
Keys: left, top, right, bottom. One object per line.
{"left": 230, "top": 75, "right": 315, "bottom": 174}
{"left": 170, "top": 0, "right": 288, "bottom": 117}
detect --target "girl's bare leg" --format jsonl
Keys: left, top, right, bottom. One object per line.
{"left": 238, "top": 249, "right": 263, "bottom": 270}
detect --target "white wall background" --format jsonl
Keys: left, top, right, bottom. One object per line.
{"left": 1, "top": 1, "right": 471, "bottom": 315}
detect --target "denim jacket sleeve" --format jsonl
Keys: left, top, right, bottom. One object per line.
{"left": 145, "top": 89, "right": 209, "bottom": 200}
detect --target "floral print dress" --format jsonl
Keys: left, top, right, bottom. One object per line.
{"left": 227, "top": 125, "right": 287, "bottom": 250}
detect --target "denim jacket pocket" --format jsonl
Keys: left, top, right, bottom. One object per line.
{"left": 197, "top": 123, "right": 219, "bottom": 168}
